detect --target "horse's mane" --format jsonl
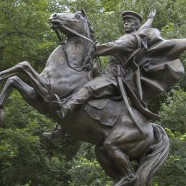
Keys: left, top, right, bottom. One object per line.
{"left": 86, "top": 19, "right": 96, "bottom": 42}
{"left": 73, "top": 10, "right": 96, "bottom": 42}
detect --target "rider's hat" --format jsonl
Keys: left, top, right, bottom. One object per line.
{"left": 122, "top": 11, "right": 142, "bottom": 22}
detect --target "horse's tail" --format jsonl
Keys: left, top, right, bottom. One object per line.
{"left": 135, "top": 124, "right": 169, "bottom": 186}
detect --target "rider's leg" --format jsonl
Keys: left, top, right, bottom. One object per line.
{"left": 51, "top": 87, "right": 93, "bottom": 118}
{"left": 52, "top": 79, "right": 118, "bottom": 118}
{"left": 95, "top": 145, "right": 122, "bottom": 182}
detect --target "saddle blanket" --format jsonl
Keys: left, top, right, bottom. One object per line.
{"left": 83, "top": 98, "right": 123, "bottom": 127}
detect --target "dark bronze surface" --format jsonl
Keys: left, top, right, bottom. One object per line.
{"left": 0, "top": 9, "right": 185, "bottom": 186}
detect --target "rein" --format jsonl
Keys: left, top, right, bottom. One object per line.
{"left": 52, "top": 23, "right": 94, "bottom": 44}
{"left": 52, "top": 23, "right": 96, "bottom": 72}
{"left": 60, "top": 23, "right": 94, "bottom": 43}
{"left": 52, "top": 20, "right": 103, "bottom": 74}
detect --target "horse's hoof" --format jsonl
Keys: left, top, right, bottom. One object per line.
{"left": 0, "top": 109, "right": 5, "bottom": 127}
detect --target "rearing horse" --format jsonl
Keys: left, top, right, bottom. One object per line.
{"left": 1, "top": 9, "right": 185, "bottom": 186}
{"left": 0, "top": 9, "right": 95, "bottom": 117}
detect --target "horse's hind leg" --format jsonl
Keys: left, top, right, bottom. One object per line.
{"left": 103, "top": 137, "right": 137, "bottom": 186}
{"left": 0, "top": 76, "right": 45, "bottom": 115}
{"left": 95, "top": 145, "right": 122, "bottom": 182}
{"left": 0, "top": 61, "right": 49, "bottom": 102}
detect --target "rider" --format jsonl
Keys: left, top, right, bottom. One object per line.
{"left": 51, "top": 10, "right": 158, "bottom": 119}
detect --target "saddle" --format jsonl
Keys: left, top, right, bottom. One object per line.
{"left": 83, "top": 98, "right": 123, "bottom": 127}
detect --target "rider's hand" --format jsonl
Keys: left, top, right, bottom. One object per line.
{"left": 93, "top": 41, "right": 99, "bottom": 50}
{"left": 148, "top": 9, "right": 156, "bottom": 19}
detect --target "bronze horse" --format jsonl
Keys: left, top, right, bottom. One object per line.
{"left": 1, "top": 9, "right": 185, "bottom": 186}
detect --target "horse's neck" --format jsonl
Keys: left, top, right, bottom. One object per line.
{"left": 64, "top": 37, "right": 91, "bottom": 70}
{"left": 45, "top": 45, "right": 66, "bottom": 66}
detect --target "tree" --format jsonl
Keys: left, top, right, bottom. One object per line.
{"left": 0, "top": 0, "right": 55, "bottom": 70}
{"left": 0, "top": 0, "right": 186, "bottom": 185}
{"left": 154, "top": 89, "right": 186, "bottom": 186}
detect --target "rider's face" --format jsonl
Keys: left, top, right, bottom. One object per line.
{"left": 123, "top": 18, "right": 138, "bottom": 33}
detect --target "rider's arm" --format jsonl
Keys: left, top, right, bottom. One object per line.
{"left": 139, "top": 9, "right": 156, "bottom": 31}
{"left": 95, "top": 34, "right": 138, "bottom": 56}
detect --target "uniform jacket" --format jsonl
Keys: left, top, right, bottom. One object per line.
{"left": 95, "top": 28, "right": 184, "bottom": 106}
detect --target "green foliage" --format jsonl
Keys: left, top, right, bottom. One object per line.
{"left": 154, "top": 133, "right": 186, "bottom": 186}
{"left": 153, "top": 89, "right": 186, "bottom": 186}
{"left": 0, "top": 91, "right": 69, "bottom": 185}
{"left": 0, "top": 0, "right": 186, "bottom": 185}
{"left": 0, "top": 0, "right": 56, "bottom": 70}
{"left": 160, "top": 89, "right": 186, "bottom": 133}
{"left": 68, "top": 157, "right": 111, "bottom": 186}
{"left": 68, "top": 143, "right": 112, "bottom": 186}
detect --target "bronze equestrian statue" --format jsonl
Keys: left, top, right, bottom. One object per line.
{"left": 0, "top": 9, "right": 186, "bottom": 186}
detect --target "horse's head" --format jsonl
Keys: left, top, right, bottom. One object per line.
{"left": 49, "top": 9, "right": 96, "bottom": 73}
{"left": 49, "top": 9, "right": 94, "bottom": 42}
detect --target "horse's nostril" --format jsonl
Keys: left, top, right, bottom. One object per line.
{"left": 53, "top": 13, "right": 57, "bottom": 18}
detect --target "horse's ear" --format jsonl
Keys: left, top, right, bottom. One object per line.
{"left": 81, "top": 8, "right": 87, "bottom": 17}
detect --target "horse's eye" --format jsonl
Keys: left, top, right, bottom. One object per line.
{"left": 75, "top": 14, "right": 81, "bottom": 19}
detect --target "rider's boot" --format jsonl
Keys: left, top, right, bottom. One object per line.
{"left": 52, "top": 87, "right": 93, "bottom": 119}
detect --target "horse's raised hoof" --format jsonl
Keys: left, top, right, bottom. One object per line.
{"left": 0, "top": 108, "right": 5, "bottom": 127}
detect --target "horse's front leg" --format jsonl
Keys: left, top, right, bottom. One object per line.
{"left": 0, "top": 61, "right": 49, "bottom": 102}
{"left": 0, "top": 76, "right": 46, "bottom": 125}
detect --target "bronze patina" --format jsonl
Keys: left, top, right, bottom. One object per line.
{"left": 0, "top": 9, "right": 186, "bottom": 186}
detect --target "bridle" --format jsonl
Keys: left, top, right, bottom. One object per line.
{"left": 51, "top": 21, "right": 94, "bottom": 44}
{"left": 60, "top": 23, "right": 94, "bottom": 43}
{"left": 51, "top": 17, "right": 97, "bottom": 72}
